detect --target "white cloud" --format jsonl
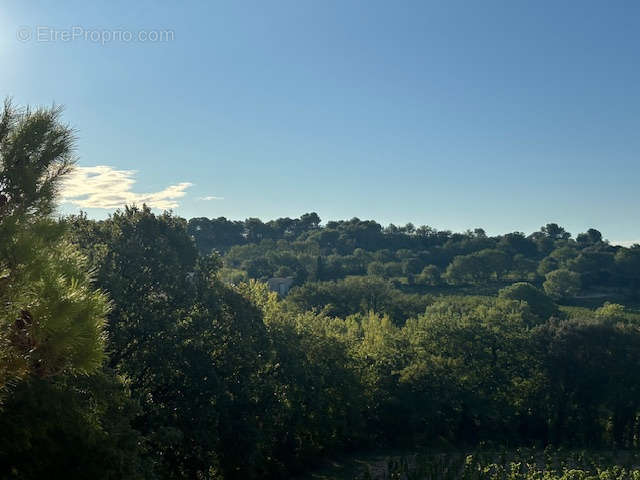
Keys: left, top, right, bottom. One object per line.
{"left": 612, "top": 240, "right": 640, "bottom": 248}
{"left": 61, "top": 165, "right": 193, "bottom": 209}
{"left": 199, "top": 195, "right": 224, "bottom": 201}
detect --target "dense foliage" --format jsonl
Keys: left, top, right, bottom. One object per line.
{"left": 189, "top": 215, "right": 640, "bottom": 309}
{"left": 3, "top": 102, "right": 640, "bottom": 479}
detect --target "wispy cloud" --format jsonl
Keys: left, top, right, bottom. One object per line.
{"left": 61, "top": 165, "right": 193, "bottom": 209}
{"left": 199, "top": 195, "right": 224, "bottom": 201}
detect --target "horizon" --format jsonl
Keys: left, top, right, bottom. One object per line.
{"left": 3, "top": 1, "right": 639, "bottom": 244}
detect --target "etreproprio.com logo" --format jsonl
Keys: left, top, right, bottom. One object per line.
{"left": 16, "top": 25, "right": 175, "bottom": 44}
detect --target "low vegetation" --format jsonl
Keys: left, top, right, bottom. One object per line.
{"left": 355, "top": 448, "right": 640, "bottom": 480}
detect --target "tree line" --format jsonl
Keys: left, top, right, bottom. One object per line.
{"left": 189, "top": 214, "right": 640, "bottom": 305}
{"left": 3, "top": 102, "right": 640, "bottom": 479}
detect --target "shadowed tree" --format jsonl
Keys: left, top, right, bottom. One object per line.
{"left": 577, "top": 228, "right": 603, "bottom": 247}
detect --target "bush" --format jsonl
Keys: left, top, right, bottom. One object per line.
{"left": 543, "top": 269, "right": 581, "bottom": 299}
{"left": 499, "top": 282, "right": 559, "bottom": 320}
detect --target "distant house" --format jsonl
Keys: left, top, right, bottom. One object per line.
{"left": 267, "top": 277, "right": 294, "bottom": 296}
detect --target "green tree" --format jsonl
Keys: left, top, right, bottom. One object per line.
{"left": 383, "top": 261, "right": 403, "bottom": 278}
{"left": 69, "top": 207, "right": 271, "bottom": 479}
{"left": 400, "top": 297, "right": 538, "bottom": 442}
{"left": 614, "top": 247, "right": 640, "bottom": 293}
{"left": 240, "top": 281, "right": 365, "bottom": 475}
{"left": 0, "top": 371, "right": 146, "bottom": 479}
{"left": 0, "top": 101, "right": 108, "bottom": 394}
{"left": 476, "top": 248, "right": 510, "bottom": 281}
{"left": 498, "top": 282, "right": 559, "bottom": 320}
{"left": 541, "top": 223, "right": 571, "bottom": 241}
{"left": 543, "top": 269, "right": 581, "bottom": 299}
{"left": 0, "top": 101, "right": 140, "bottom": 479}
{"left": 537, "top": 255, "right": 559, "bottom": 276}
{"left": 567, "top": 251, "right": 615, "bottom": 287}
{"left": 443, "top": 254, "right": 485, "bottom": 284}
{"left": 367, "top": 261, "right": 385, "bottom": 276}
{"left": 417, "top": 265, "right": 441, "bottom": 286}
{"left": 444, "top": 249, "right": 509, "bottom": 284}
{"left": 576, "top": 228, "right": 603, "bottom": 246}
{"left": 535, "top": 316, "right": 640, "bottom": 446}
{"left": 285, "top": 276, "right": 430, "bottom": 324}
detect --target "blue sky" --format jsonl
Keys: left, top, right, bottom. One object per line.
{"left": 1, "top": 1, "right": 639, "bottom": 243}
